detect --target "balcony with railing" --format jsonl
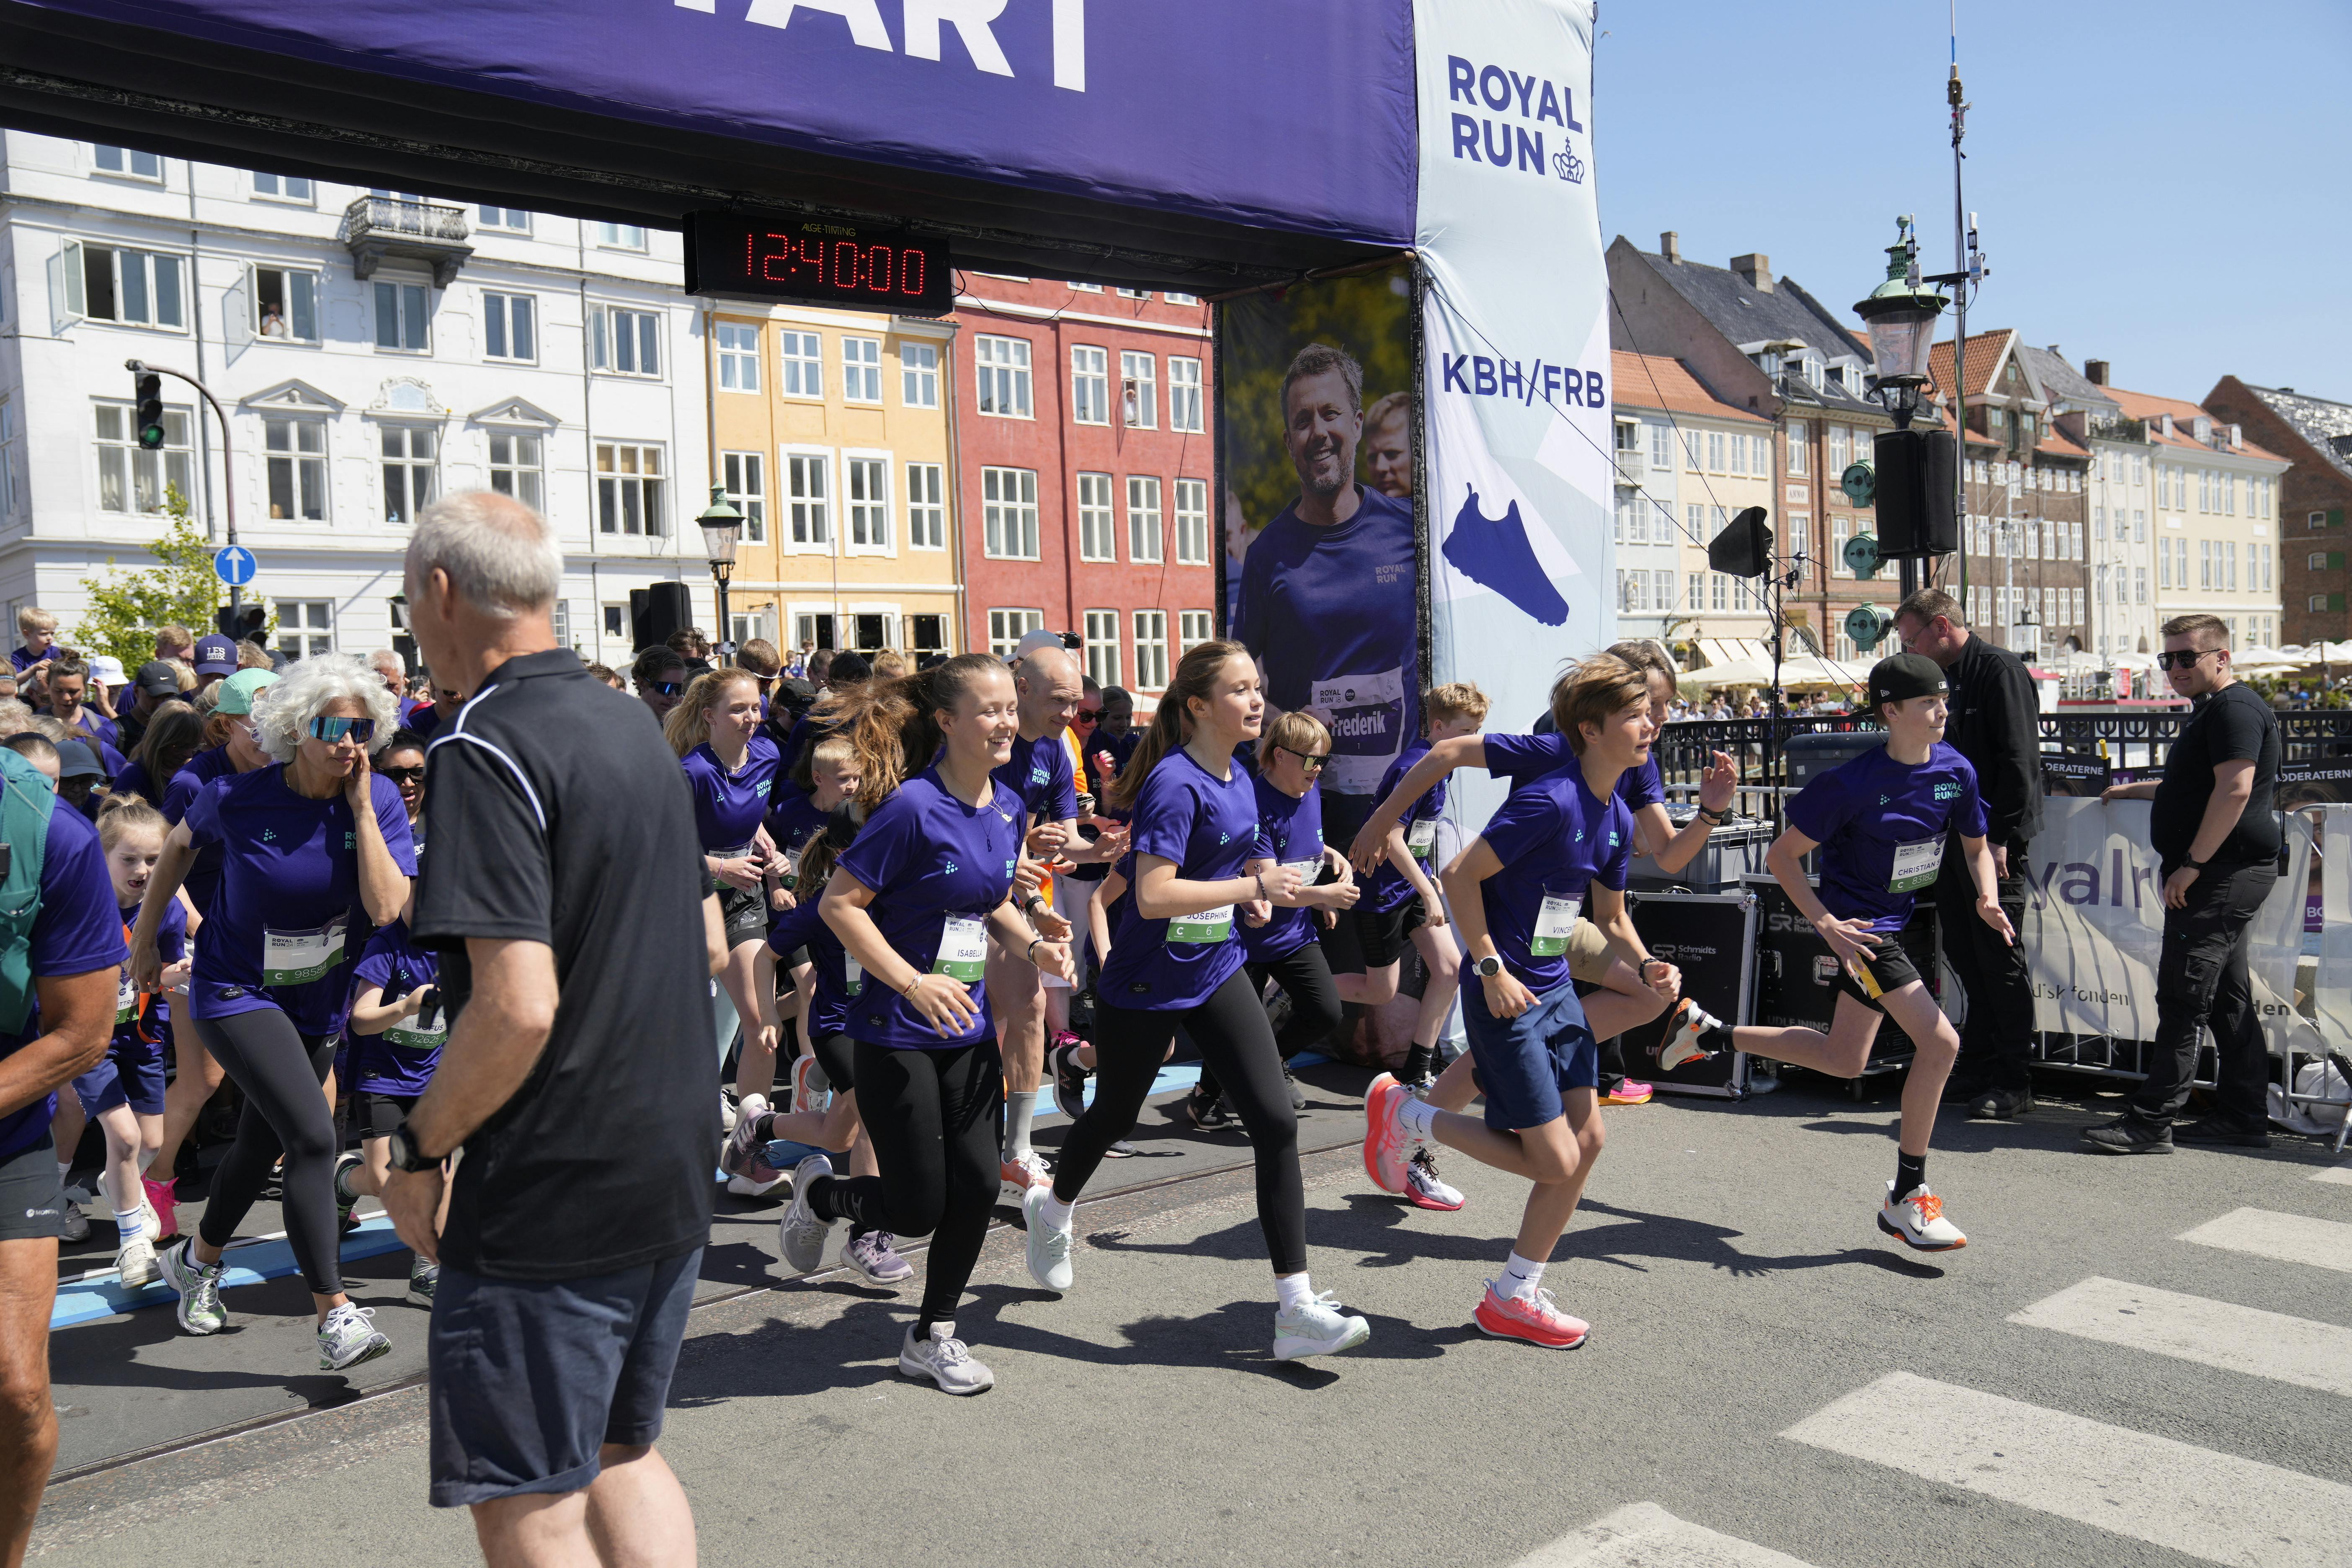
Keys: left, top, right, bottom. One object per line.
{"left": 340, "top": 196, "right": 474, "bottom": 287}
{"left": 1612, "top": 448, "right": 1646, "bottom": 487}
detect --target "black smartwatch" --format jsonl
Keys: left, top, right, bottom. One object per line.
{"left": 386, "top": 1122, "right": 440, "bottom": 1174}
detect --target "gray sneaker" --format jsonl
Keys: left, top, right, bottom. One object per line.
{"left": 720, "top": 1093, "right": 774, "bottom": 1180}
{"left": 777, "top": 1153, "right": 837, "bottom": 1274}
{"left": 159, "top": 1238, "right": 227, "bottom": 1335}
{"left": 409, "top": 1256, "right": 440, "bottom": 1302}
{"left": 1021, "top": 1184, "right": 1073, "bottom": 1293}
{"left": 317, "top": 1303, "right": 391, "bottom": 1371}
{"left": 58, "top": 1198, "right": 90, "bottom": 1245}
{"left": 843, "top": 1230, "right": 913, "bottom": 1284}
{"left": 898, "top": 1321, "right": 995, "bottom": 1395}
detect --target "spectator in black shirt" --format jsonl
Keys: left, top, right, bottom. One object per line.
{"left": 1895, "top": 590, "right": 2043, "bottom": 1119}
{"left": 2088, "top": 613, "right": 2282, "bottom": 1155}
{"left": 385, "top": 491, "right": 718, "bottom": 1561}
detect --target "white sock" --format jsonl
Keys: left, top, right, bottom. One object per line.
{"left": 113, "top": 1207, "right": 143, "bottom": 1237}
{"left": 1502, "top": 1251, "right": 1546, "bottom": 1301}
{"left": 1396, "top": 1094, "right": 1438, "bottom": 1144}
{"left": 57, "top": 1161, "right": 71, "bottom": 1186}
{"left": 1275, "top": 1272, "right": 1313, "bottom": 1313}
{"left": 1004, "top": 1091, "right": 1038, "bottom": 1161}
{"left": 1040, "top": 1192, "right": 1075, "bottom": 1232}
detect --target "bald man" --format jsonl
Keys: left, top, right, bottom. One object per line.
{"left": 988, "top": 646, "right": 1129, "bottom": 1193}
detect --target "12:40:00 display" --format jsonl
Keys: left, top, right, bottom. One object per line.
{"left": 683, "top": 211, "right": 954, "bottom": 316}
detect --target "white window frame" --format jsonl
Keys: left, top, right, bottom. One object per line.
{"left": 477, "top": 204, "right": 532, "bottom": 233}
{"left": 250, "top": 170, "right": 314, "bottom": 205}
{"left": 976, "top": 335, "right": 1033, "bottom": 419}
{"left": 1173, "top": 477, "right": 1210, "bottom": 565}
{"left": 372, "top": 276, "right": 432, "bottom": 353}
{"left": 1786, "top": 419, "right": 1809, "bottom": 476}
{"left": 905, "top": 461, "right": 946, "bottom": 551}
{"left": 778, "top": 330, "right": 823, "bottom": 400}
{"left": 595, "top": 221, "right": 648, "bottom": 252}
{"left": 1165, "top": 292, "right": 1201, "bottom": 306}
{"left": 92, "top": 144, "right": 162, "bottom": 182}
{"left": 1082, "top": 609, "right": 1122, "bottom": 689}
{"left": 1076, "top": 472, "right": 1116, "bottom": 562}
{"left": 720, "top": 450, "right": 766, "bottom": 545}
{"left": 1121, "top": 351, "right": 1156, "bottom": 429}
{"left": 378, "top": 423, "right": 439, "bottom": 525}
{"left": 1132, "top": 609, "right": 1169, "bottom": 691}
{"left": 901, "top": 341, "right": 939, "bottom": 408}
{"left": 983, "top": 466, "right": 1041, "bottom": 560}
{"left": 1070, "top": 345, "right": 1110, "bottom": 425}
{"left": 1178, "top": 609, "right": 1214, "bottom": 653}
{"left": 1127, "top": 475, "right": 1163, "bottom": 564}
{"left": 486, "top": 429, "right": 547, "bottom": 512}
{"left": 251, "top": 264, "right": 322, "bottom": 343}
{"left": 482, "top": 290, "right": 537, "bottom": 364}
{"left": 1169, "top": 356, "right": 1204, "bottom": 433}
{"left": 93, "top": 400, "right": 192, "bottom": 515}
{"left": 714, "top": 321, "right": 761, "bottom": 392}
{"left": 274, "top": 599, "right": 335, "bottom": 661}
{"left": 263, "top": 416, "right": 330, "bottom": 522}
{"left": 782, "top": 446, "right": 834, "bottom": 554}
{"left": 591, "top": 303, "right": 662, "bottom": 379}
{"left": 841, "top": 336, "right": 883, "bottom": 404}
{"left": 67, "top": 241, "right": 187, "bottom": 331}
{"left": 843, "top": 451, "right": 893, "bottom": 555}
{"left": 990, "top": 608, "right": 1045, "bottom": 660}
{"left": 595, "top": 440, "right": 668, "bottom": 538}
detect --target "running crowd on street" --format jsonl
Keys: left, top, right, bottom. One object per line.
{"left": 0, "top": 464, "right": 2293, "bottom": 1563}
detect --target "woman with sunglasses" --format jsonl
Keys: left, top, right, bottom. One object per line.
{"left": 376, "top": 729, "right": 428, "bottom": 855}
{"left": 132, "top": 653, "right": 414, "bottom": 1369}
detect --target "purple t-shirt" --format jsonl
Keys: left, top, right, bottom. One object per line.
{"left": 993, "top": 729, "right": 1079, "bottom": 826}
{"left": 681, "top": 735, "right": 781, "bottom": 854}
{"left": 162, "top": 745, "right": 240, "bottom": 916}
{"left": 1477, "top": 764, "right": 1633, "bottom": 992}
{"left": 1483, "top": 732, "right": 1663, "bottom": 816}
{"left": 1239, "top": 773, "right": 1323, "bottom": 962}
{"left": 1099, "top": 747, "right": 1266, "bottom": 1010}
{"left": 102, "top": 893, "right": 183, "bottom": 1054}
{"left": 345, "top": 920, "right": 442, "bottom": 1097}
{"left": 1786, "top": 742, "right": 1987, "bottom": 935}
{"left": 769, "top": 897, "right": 851, "bottom": 1041}
{"left": 763, "top": 787, "right": 830, "bottom": 883}
{"left": 0, "top": 803, "right": 132, "bottom": 1158}
{"left": 183, "top": 766, "right": 417, "bottom": 1034}
{"left": 832, "top": 768, "right": 1020, "bottom": 1049}
{"left": 1367, "top": 738, "right": 1446, "bottom": 913}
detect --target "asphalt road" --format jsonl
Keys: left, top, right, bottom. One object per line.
{"left": 31, "top": 1069, "right": 2352, "bottom": 1568}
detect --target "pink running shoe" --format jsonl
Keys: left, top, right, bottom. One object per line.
{"left": 1362, "top": 1073, "right": 1409, "bottom": 1194}
{"left": 1473, "top": 1280, "right": 1589, "bottom": 1349}
{"left": 142, "top": 1176, "right": 179, "bottom": 1240}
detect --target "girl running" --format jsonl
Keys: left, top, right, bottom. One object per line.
{"left": 1026, "top": 640, "right": 1372, "bottom": 1364}
{"left": 774, "top": 654, "right": 1072, "bottom": 1394}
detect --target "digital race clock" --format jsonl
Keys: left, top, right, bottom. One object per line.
{"left": 683, "top": 212, "right": 954, "bottom": 316}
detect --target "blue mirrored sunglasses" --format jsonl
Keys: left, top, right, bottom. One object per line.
{"left": 308, "top": 716, "right": 377, "bottom": 745}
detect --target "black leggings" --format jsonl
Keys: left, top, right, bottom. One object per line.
{"left": 191, "top": 1009, "right": 342, "bottom": 1295}
{"left": 1056, "top": 968, "right": 1306, "bottom": 1275}
{"left": 1198, "top": 944, "right": 1341, "bottom": 1103}
{"left": 807, "top": 1037, "right": 1001, "bottom": 1332}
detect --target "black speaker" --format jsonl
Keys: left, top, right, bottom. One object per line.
{"left": 630, "top": 582, "right": 694, "bottom": 652}
{"left": 1873, "top": 429, "right": 1958, "bottom": 557}
{"left": 1707, "top": 506, "right": 1773, "bottom": 578}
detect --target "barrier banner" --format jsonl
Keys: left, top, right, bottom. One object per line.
{"left": 2025, "top": 797, "right": 2315, "bottom": 1055}
{"left": 1413, "top": 0, "right": 1612, "bottom": 828}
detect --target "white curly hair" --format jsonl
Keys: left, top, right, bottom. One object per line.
{"left": 250, "top": 652, "right": 403, "bottom": 763}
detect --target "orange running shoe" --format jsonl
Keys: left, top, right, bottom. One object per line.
{"left": 1361, "top": 1073, "right": 1409, "bottom": 1194}
{"left": 1473, "top": 1280, "right": 1589, "bottom": 1349}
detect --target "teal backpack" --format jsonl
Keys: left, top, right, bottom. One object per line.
{"left": 0, "top": 746, "right": 56, "bottom": 1035}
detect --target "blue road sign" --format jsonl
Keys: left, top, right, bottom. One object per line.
{"left": 214, "top": 546, "right": 256, "bottom": 587}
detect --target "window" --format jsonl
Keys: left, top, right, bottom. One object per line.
{"left": 842, "top": 337, "right": 882, "bottom": 403}
{"left": 1117, "top": 288, "right": 1150, "bottom": 299}
{"left": 1831, "top": 516, "right": 1852, "bottom": 577}
{"left": 253, "top": 266, "right": 319, "bottom": 341}
{"left": 1617, "top": 570, "right": 1645, "bottom": 612}
{"left": 1653, "top": 570, "right": 1677, "bottom": 611}
{"left": 785, "top": 451, "right": 829, "bottom": 547}
{"left": 1786, "top": 420, "right": 1808, "bottom": 475}
{"left": 477, "top": 205, "right": 530, "bottom": 232}
{"left": 1728, "top": 433, "right": 1749, "bottom": 477}
{"left": 2199, "top": 539, "right": 2212, "bottom": 589}
{"left": 908, "top": 615, "right": 947, "bottom": 656}
{"left": 1173, "top": 478, "right": 1210, "bottom": 565}
{"left": 1127, "top": 475, "right": 1163, "bottom": 564}
{"left": 1165, "top": 292, "right": 1201, "bottom": 306}
{"left": 489, "top": 431, "right": 545, "bottom": 511}
{"left": 274, "top": 601, "right": 333, "bottom": 661}
{"left": 264, "top": 419, "right": 327, "bottom": 521}
{"left": 1649, "top": 422, "right": 1673, "bottom": 468}
{"left": 482, "top": 291, "right": 536, "bottom": 363}
{"left": 373, "top": 279, "right": 430, "bottom": 351}
{"left": 73, "top": 243, "right": 185, "bottom": 329}
{"left": 596, "top": 442, "right": 666, "bottom": 536}
{"left": 2314, "top": 596, "right": 2331, "bottom": 614}
{"left": 1179, "top": 610, "right": 1214, "bottom": 652}
{"left": 1077, "top": 472, "right": 1116, "bottom": 562}
{"left": 94, "top": 402, "right": 190, "bottom": 513}
{"left": 595, "top": 221, "right": 647, "bottom": 250}
{"left": 902, "top": 341, "right": 939, "bottom": 407}
{"left": 1121, "top": 352, "right": 1156, "bottom": 428}
{"left": 251, "top": 171, "right": 312, "bottom": 203}
{"left": 93, "top": 145, "right": 162, "bottom": 181}
{"left": 1828, "top": 425, "right": 1850, "bottom": 473}
{"left": 1083, "top": 610, "right": 1122, "bottom": 688}
{"left": 990, "top": 609, "right": 1044, "bottom": 660}
{"left": 1170, "top": 357, "right": 1204, "bottom": 432}
{"left": 846, "top": 457, "right": 890, "bottom": 550}
{"left": 591, "top": 305, "right": 660, "bottom": 377}
{"left": 380, "top": 426, "right": 437, "bottom": 523}
{"left": 977, "top": 335, "right": 1033, "bottom": 418}
{"left": 1133, "top": 611, "right": 1169, "bottom": 691}
{"left": 1707, "top": 431, "right": 1725, "bottom": 472}
{"left": 2135, "top": 510, "right": 2147, "bottom": 542}
{"left": 0, "top": 401, "right": 15, "bottom": 524}
{"left": 715, "top": 322, "right": 760, "bottom": 391}
{"left": 2311, "top": 552, "right": 2329, "bottom": 573}
{"left": 2314, "top": 511, "right": 2331, "bottom": 532}
{"left": 906, "top": 463, "right": 945, "bottom": 550}
{"left": 1071, "top": 346, "right": 1109, "bottom": 424}
{"left": 779, "top": 330, "right": 823, "bottom": 398}
{"left": 721, "top": 451, "right": 766, "bottom": 544}
{"left": 2226, "top": 540, "right": 2239, "bottom": 591}
{"left": 1686, "top": 431, "right": 1705, "bottom": 470}
{"left": 983, "top": 467, "right": 1040, "bottom": 559}
{"left": 1069, "top": 282, "right": 1102, "bottom": 293}
{"left": 1689, "top": 572, "right": 1705, "bottom": 611}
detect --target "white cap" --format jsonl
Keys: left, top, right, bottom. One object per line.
{"left": 88, "top": 655, "right": 127, "bottom": 686}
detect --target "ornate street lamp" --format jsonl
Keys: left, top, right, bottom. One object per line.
{"left": 1852, "top": 215, "right": 1950, "bottom": 431}
{"left": 697, "top": 485, "right": 743, "bottom": 663}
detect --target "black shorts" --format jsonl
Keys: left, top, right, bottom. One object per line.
{"left": 0, "top": 1135, "right": 64, "bottom": 1241}
{"left": 718, "top": 885, "right": 767, "bottom": 951}
{"left": 810, "top": 1030, "right": 856, "bottom": 1093}
{"left": 1833, "top": 936, "right": 1924, "bottom": 1014}
{"left": 355, "top": 1091, "right": 420, "bottom": 1141}
{"left": 1352, "top": 899, "right": 1428, "bottom": 970}
{"left": 429, "top": 1246, "right": 702, "bottom": 1508}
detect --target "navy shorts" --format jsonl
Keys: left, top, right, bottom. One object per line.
{"left": 0, "top": 1135, "right": 65, "bottom": 1241}
{"left": 72, "top": 1034, "right": 167, "bottom": 1117}
{"left": 428, "top": 1246, "right": 702, "bottom": 1508}
{"left": 1462, "top": 972, "right": 1599, "bottom": 1132}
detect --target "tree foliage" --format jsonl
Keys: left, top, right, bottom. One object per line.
{"left": 72, "top": 486, "right": 232, "bottom": 666}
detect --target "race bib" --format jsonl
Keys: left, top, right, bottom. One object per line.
{"left": 385, "top": 1019, "right": 446, "bottom": 1051}
{"left": 1529, "top": 893, "right": 1581, "bottom": 957}
{"left": 1280, "top": 858, "right": 1322, "bottom": 887}
{"left": 844, "top": 954, "right": 863, "bottom": 996}
{"left": 1310, "top": 668, "right": 1407, "bottom": 796}
{"left": 931, "top": 915, "right": 987, "bottom": 982}
{"left": 1406, "top": 817, "right": 1437, "bottom": 861}
{"left": 1168, "top": 904, "right": 1234, "bottom": 944}
{"left": 1889, "top": 836, "right": 1945, "bottom": 892}
{"left": 262, "top": 918, "right": 346, "bottom": 987}
{"left": 115, "top": 973, "right": 139, "bottom": 1025}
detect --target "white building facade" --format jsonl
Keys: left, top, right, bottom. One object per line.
{"left": 0, "top": 131, "right": 709, "bottom": 669}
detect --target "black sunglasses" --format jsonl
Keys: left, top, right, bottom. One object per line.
{"left": 1277, "top": 745, "right": 1332, "bottom": 770}
{"left": 379, "top": 765, "right": 426, "bottom": 784}
{"left": 650, "top": 680, "right": 686, "bottom": 697}
{"left": 1073, "top": 709, "right": 1102, "bottom": 723}
{"left": 2155, "top": 648, "right": 2218, "bottom": 671}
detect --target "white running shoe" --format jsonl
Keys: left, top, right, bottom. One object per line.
{"left": 159, "top": 1239, "right": 227, "bottom": 1335}
{"left": 114, "top": 1231, "right": 159, "bottom": 1288}
{"left": 727, "top": 1171, "right": 789, "bottom": 1198}
{"left": 1405, "top": 1147, "right": 1464, "bottom": 1212}
{"left": 1272, "top": 1291, "right": 1371, "bottom": 1361}
{"left": 1021, "top": 1184, "right": 1073, "bottom": 1294}
{"left": 720, "top": 1089, "right": 738, "bottom": 1135}
{"left": 777, "top": 1153, "right": 838, "bottom": 1274}
{"left": 1656, "top": 999, "right": 1723, "bottom": 1073}
{"left": 136, "top": 1197, "right": 162, "bottom": 1243}
{"left": 999, "top": 1148, "right": 1051, "bottom": 1201}
{"left": 898, "top": 1321, "right": 995, "bottom": 1395}
{"left": 1877, "top": 1181, "right": 1968, "bottom": 1252}
{"left": 317, "top": 1302, "right": 391, "bottom": 1371}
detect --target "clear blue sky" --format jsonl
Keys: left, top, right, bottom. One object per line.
{"left": 1593, "top": 0, "right": 2352, "bottom": 403}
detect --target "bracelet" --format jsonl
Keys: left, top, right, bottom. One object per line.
{"left": 1026, "top": 937, "right": 1044, "bottom": 962}
{"left": 1695, "top": 805, "right": 1725, "bottom": 825}
{"left": 900, "top": 971, "right": 924, "bottom": 997}
{"left": 1255, "top": 870, "right": 1268, "bottom": 901}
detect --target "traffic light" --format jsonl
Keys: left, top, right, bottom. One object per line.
{"left": 134, "top": 371, "right": 166, "bottom": 451}
{"left": 215, "top": 605, "right": 266, "bottom": 641}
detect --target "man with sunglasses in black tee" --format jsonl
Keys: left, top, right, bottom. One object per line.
{"left": 2089, "top": 613, "right": 2282, "bottom": 1155}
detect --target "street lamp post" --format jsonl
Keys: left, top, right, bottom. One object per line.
{"left": 697, "top": 485, "right": 744, "bottom": 666}
{"left": 1852, "top": 218, "right": 1952, "bottom": 602}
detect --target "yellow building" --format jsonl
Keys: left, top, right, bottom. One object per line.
{"left": 703, "top": 303, "right": 961, "bottom": 660}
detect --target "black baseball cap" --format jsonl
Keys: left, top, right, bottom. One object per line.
{"left": 134, "top": 660, "right": 181, "bottom": 699}
{"left": 1867, "top": 652, "right": 1948, "bottom": 709}
{"left": 54, "top": 740, "right": 104, "bottom": 781}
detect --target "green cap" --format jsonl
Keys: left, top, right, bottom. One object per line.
{"left": 214, "top": 667, "right": 279, "bottom": 715}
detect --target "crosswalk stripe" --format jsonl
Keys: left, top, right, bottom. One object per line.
{"left": 2009, "top": 1276, "right": 2352, "bottom": 1398}
{"left": 2314, "top": 1165, "right": 2352, "bottom": 1186}
{"left": 2177, "top": 1206, "right": 2352, "bottom": 1272}
{"left": 1509, "top": 1503, "right": 1819, "bottom": 1568}
{"left": 1781, "top": 1372, "right": 2352, "bottom": 1567}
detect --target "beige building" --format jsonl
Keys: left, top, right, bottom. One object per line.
{"left": 2103, "top": 384, "right": 2289, "bottom": 650}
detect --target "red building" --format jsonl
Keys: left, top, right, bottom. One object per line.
{"left": 950, "top": 277, "right": 1218, "bottom": 704}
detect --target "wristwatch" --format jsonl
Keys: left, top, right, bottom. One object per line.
{"left": 385, "top": 1122, "right": 440, "bottom": 1174}
{"left": 1638, "top": 957, "right": 1664, "bottom": 983}
{"left": 2181, "top": 856, "right": 2208, "bottom": 873}
{"left": 1473, "top": 954, "right": 1505, "bottom": 978}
